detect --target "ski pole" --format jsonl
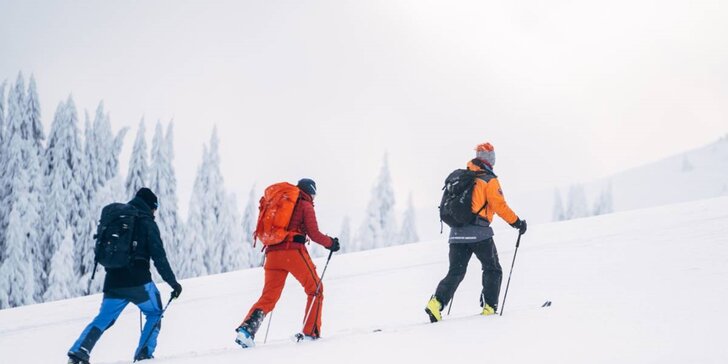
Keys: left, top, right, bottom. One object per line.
{"left": 134, "top": 296, "right": 174, "bottom": 362}
{"left": 447, "top": 294, "right": 454, "bottom": 316}
{"left": 300, "top": 250, "right": 333, "bottom": 339}
{"left": 500, "top": 231, "right": 522, "bottom": 316}
{"left": 263, "top": 310, "right": 274, "bottom": 344}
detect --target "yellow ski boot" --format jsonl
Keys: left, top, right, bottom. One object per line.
{"left": 481, "top": 303, "right": 496, "bottom": 316}
{"left": 425, "top": 295, "right": 443, "bottom": 323}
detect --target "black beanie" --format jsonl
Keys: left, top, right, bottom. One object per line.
{"left": 297, "top": 178, "right": 317, "bottom": 196}
{"left": 136, "top": 187, "right": 159, "bottom": 210}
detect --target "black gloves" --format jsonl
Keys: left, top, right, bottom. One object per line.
{"left": 510, "top": 218, "right": 527, "bottom": 235}
{"left": 171, "top": 282, "right": 183, "bottom": 300}
{"left": 327, "top": 237, "right": 341, "bottom": 252}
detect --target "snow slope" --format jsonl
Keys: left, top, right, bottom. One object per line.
{"left": 1, "top": 197, "right": 727, "bottom": 363}
{"left": 516, "top": 136, "right": 728, "bottom": 224}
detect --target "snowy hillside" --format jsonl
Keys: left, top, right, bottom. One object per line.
{"left": 517, "top": 136, "right": 728, "bottom": 224}
{"left": 1, "top": 196, "right": 727, "bottom": 363}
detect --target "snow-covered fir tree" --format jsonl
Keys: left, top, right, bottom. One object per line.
{"left": 357, "top": 154, "right": 398, "bottom": 250}
{"left": 0, "top": 73, "right": 44, "bottom": 306}
{"left": 0, "top": 80, "right": 7, "bottom": 144}
{"left": 219, "top": 192, "right": 249, "bottom": 272}
{"left": 566, "top": 184, "right": 589, "bottom": 220}
{"left": 552, "top": 188, "right": 565, "bottom": 221}
{"left": 592, "top": 183, "right": 614, "bottom": 216}
{"left": 0, "top": 74, "right": 42, "bottom": 307}
{"left": 94, "top": 105, "right": 128, "bottom": 184}
{"left": 242, "top": 186, "right": 264, "bottom": 267}
{"left": 43, "top": 226, "right": 77, "bottom": 302}
{"left": 399, "top": 193, "right": 419, "bottom": 244}
{"left": 43, "top": 97, "right": 90, "bottom": 286}
{"left": 338, "top": 216, "right": 352, "bottom": 253}
{"left": 0, "top": 181, "right": 38, "bottom": 308}
{"left": 180, "top": 144, "right": 210, "bottom": 279}
{"left": 149, "top": 121, "right": 183, "bottom": 270}
{"left": 126, "top": 119, "right": 148, "bottom": 199}
{"left": 25, "top": 75, "right": 45, "bottom": 151}
{"left": 201, "top": 129, "right": 225, "bottom": 274}
{"left": 21, "top": 75, "right": 47, "bottom": 300}
{"left": 184, "top": 128, "right": 249, "bottom": 277}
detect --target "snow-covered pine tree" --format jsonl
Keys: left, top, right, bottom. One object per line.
{"left": 241, "top": 186, "right": 263, "bottom": 267}
{"left": 93, "top": 105, "right": 129, "bottom": 184}
{"left": 552, "top": 188, "right": 565, "bottom": 221}
{"left": 149, "top": 121, "right": 183, "bottom": 270}
{"left": 0, "top": 174, "right": 38, "bottom": 308}
{"left": 338, "top": 216, "right": 352, "bottom": 253}
{"left": 43, "top": 226, "right": 77, "bottom": 302}
{"left": 43, "top": 97, "right": 89, "bottom": 290}
{"left": 0, "top": 80, "right": 6, "bottom": 144}
{"left": 126, "top": 119, "right": 148, "bottom": 199}
{"left": 399, "top": 193, "right": 419, "bottom": 244}
{"left": 25, "top": 75, "right": 45, "bottom": 151}
{"left": 358, "top": 154, "right": 398, "bottom": 250}
{"left": 21, "top": 75, "right": 47, "bottom": 300}
{"left": 182, "top": 145, "right": 211, "bottom": 278}
{"left": 0, "top": 74, "right": 41, "bottom": 307}
{"left": 592, "top": 182, "right": 614, "bottom": 216}
{"left": 204, "top": 128, "right": 232, "bottom": 274}
{"left": 219, "top": 193, "right": 249, "bottom": 272}
{"left": 566, "top": 184, "right": 589, "bottom": 220}
{"left": 0, "top": 80, "right": 5, "bottom": 255}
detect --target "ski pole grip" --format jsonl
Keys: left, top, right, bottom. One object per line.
{"left": 515, "top": 231, "right": 522, "bottom": 248}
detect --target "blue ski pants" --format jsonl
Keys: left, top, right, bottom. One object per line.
{"left": 69, "top": 282, "right": 163, "bottom": 361}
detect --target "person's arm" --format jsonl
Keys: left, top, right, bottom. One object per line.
{"left": 486, "top": 178, "right": 518, "bottom": 225}
{"left": 301, "top": 202, "right": 334, "bottom": 248}
{"left": 146, "top": 220, "right": 180, "bottom": 288}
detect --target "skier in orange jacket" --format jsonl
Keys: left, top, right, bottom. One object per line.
{"left": 426, "top": 142, "right": 527, "bottom": 322}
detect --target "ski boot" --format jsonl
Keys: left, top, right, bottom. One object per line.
{"left": 481, "top": 303, "right": 496, "bottom": 316}
{"left": 235, "top": 309, "right": 265, "bottom": 348}
{"left": 67, "top": 352, "right": 90, "bottom": 364}
{"left": 134, "top": 347, "right": 154, "bottom": 361}
{"left": 425, "top": 295, "right": 443, "bottom": 323}
{"left": 294, "top": 333, "right": 319, "bottom": 342}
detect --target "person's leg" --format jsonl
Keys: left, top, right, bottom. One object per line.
{"left": 238, "top": 251, "right": 288, "bottom": 338}
{"left": 434, "top": 243, "right": 474, "bottom": 307}
{"left": 68, "top": 297, "right": 129, "bottom": 361}
{"left": 288, "top": 249, "right": 323, "bottom": 337}
{"left": 473, "top": 238, "right": 503, "bottom": 310}
{"left": 133, "top": 282, "right": 164, "bottom": 359}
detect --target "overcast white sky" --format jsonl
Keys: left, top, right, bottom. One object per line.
{"left": 2, "top": 0, "right": 727, "bottom": 235}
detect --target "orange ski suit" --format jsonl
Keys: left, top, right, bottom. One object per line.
{"left": 241, "top": 192, "right": 334, "bottom": 338}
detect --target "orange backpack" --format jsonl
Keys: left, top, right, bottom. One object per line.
{"left": 253, "top": 182, "right": 301, "bottom": 246}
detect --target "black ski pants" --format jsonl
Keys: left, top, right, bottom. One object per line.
{"left": 435, "top": 238, "right": 503, "bottom": 310}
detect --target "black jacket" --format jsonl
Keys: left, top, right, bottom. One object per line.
{"left": 103, "top": 197, "right": 179, "bottom": 291}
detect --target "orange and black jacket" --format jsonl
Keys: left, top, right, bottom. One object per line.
{"left": 449, "top": 159, "right": 518, "bottom": 243}
{"left": 265, "top": 192, "right": 334, "bottom": 252}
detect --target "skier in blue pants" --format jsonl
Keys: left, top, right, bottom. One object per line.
{"left": 68, "top": 188, "right": 182, "bottom": 364}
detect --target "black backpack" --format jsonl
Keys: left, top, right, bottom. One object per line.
{"left": 93, "top": 203, "right": 140, "bottom": 270}
{"left": 439, "top": 169, "right": 488, "bottom": 228}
